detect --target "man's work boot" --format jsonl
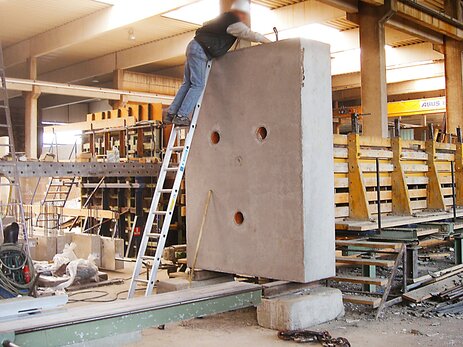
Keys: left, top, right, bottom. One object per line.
{"left": 163, "top": 111, "right": 176, "bottom": 124}
{"left": 173, "top": 115, "right": 191, "bottom": 127}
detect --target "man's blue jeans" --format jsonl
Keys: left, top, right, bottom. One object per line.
{"left": 168, "top": 40, "right": 208, "bottom": 118}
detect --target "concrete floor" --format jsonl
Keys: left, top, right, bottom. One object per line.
{"left": 64, "top": 265, "right": 463, "bottom": 347}
{"left": 130, "top": 308, "right": 462, "bottom": 347}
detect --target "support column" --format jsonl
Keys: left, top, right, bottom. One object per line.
{"left": 24, "top": 57, "right": 40, "bottom": 159}
{"left": 444, "top": 37, "right": 463, "bottom": 135}
{"left": 355, "top": 2, "right": 395, "bottom": 137}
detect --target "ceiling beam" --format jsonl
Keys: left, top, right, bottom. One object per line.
{"left": 40, "top": 31, "right": 194, "bottom": 84}
{"left": 361, "top": 0, "right": 384, "bottom": 5}
{"left": 4, "top": 0, "right": 199, "bottom": 68}
{"left": 333, "top": 76, "right": 445, "bottom": 101}
{"left": 316, "top": 0, "right": 358, "bottom": 13}
{"left": 396, "top": 1, "right": 463, "bottom": 40}
{"left": 273, "top": 0, "right": 346, "bottom": 31}
{"left": 5, "top": 77, "right": 173, "bottom": 104}
{"left": 332, "top": 60, "right": 445, "bottom": 90}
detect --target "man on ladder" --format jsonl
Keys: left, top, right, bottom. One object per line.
{"left": 128, "top": 0, "right": 272, "bottom": 298}
{"left": 164, "top": 0, "right": 271, "bottom": 126}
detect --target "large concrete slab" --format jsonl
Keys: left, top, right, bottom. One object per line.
{"left": 186, "top": 39, "right": 335, "bottom": 283}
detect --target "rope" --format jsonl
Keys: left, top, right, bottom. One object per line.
{"left": 189, "top": 190, "right": 212, "bottom": 283}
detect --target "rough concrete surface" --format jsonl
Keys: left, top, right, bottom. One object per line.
{"left": 187, "top": 38, "right": 335, "bottom": 283}
{"left": 257, "top": 287, "right": 344, "bottom": 330}
{"left": 64, "top": 264, "right": 463, "bottom": 347}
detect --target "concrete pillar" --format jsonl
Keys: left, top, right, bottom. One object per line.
{"left": 444, "top": 37, "right": 463, "bottom": 135}
{"left": 358, "top": 3, "right": 390, "bottom": 138}
{"left": 24, "top": 57, "right": 40, "bottom": 159}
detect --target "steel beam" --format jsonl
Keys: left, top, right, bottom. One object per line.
{"left": 0, "top": 162, "right": 159, "bottom": 177}
{"left": 0, "top": 282, "right": 261, "bottom": 347}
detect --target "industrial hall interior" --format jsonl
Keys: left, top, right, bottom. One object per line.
{"left": 2, "top": 0, "right": 463, "bottom": 346}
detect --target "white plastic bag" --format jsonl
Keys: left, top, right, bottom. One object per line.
{"left": 53, "top": 242, "right": 78, "bottom": 268}
{"left": 55, "top": 255, "right": 99, "bottom": 290}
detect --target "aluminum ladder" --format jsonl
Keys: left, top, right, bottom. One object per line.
{"left": 35, "top": 176, "right": 78, "bottom": 230}
{"left": 128, "top": 61, "right": 212, "bottom": 298}
{"left": 35, "top": 141, "right": 78, "bottom": 230}
{"left": 0, "top": 43, "right": 29, "bottom": 254}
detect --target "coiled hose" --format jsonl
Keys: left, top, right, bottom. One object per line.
{"left": 0, "top": 243, "right": 36, "bottom": 298}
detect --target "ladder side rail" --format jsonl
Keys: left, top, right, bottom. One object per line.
{"left": 143, "top": 61, "right": 212, "bottom": 296}
{"left": 0, "top": 44, "right": 29, "bottom": 254}
{"left": 127, "top": 127, "right": 179, "bottom": 298}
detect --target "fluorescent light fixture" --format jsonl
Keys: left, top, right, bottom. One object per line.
{"left": 163, "top": 0, "right": 273, "bottom": 29}
{"left": 163, "top": 0, "right": 220, "bottom": 25}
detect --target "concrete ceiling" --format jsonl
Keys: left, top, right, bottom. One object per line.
{"left": 37, "top": 16, "right": 198, "bottom": 74}
{"left": 0, "top": 0, "right": 109, "bottom": 47}
{"left": 2, "top": 0, "right": 448, "bottom": 111}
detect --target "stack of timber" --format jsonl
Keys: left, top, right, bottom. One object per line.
{"left": 403, "top": 264, "right": 463, "bottom": 304}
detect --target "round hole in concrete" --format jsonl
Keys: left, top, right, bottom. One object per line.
{"left": 211, "top": 131, "right": 220, "bottom": 144}
{"left": 256, "top": 127, "right": 268, "bottom": 141}
{"left": 234, "top": 211, "right": 244, "bottom": 225}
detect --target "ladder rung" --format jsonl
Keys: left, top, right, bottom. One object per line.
{"left": 152, "top": 211, "right": 167, "bottom": 215}
{"left": 0, "top": 124, "right": 9, "bottom": 128}
{"left": 147, "top": 233, "right": 160, "bottom": 238}
{"left": 159, "top": 189, "right": 173, "bottom": 193}
{"left": 0, "top": 105, "right": 7, "bottom": 109}
{"left": 134, "top": 279, "right": 149, "bottom": 283}
{"left": 0, "top": 143, "right": 11, "bottom": 146}
{"left": 141, "top": 256, "right": 156, "bottom": 261}
{"left": 164, "top": 167, "right": 179, "bottom": 172}
{"left": 169, "top": 146, "right": 184, "bottom": 152}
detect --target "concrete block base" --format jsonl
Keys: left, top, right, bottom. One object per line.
{"left": 156, "top": 275, "right": 234, "bottom": 294}
{"left": 35, "top": 235, "right": 57, "bottom": 261}
{"left": 257, "top": 287, "right": 344, "bottom": 331}
{"left": 101, "top": 236, "right": 124, "bottom": 271}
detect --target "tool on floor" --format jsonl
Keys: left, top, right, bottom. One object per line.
{"left": 273, "top": 27, "right": 279, "bottom": 41}
{"left": 127, "top": 61, "right": 213, "bottom": 298}
{"left": 0, "top": 43, "right": 29, "bottom": 256}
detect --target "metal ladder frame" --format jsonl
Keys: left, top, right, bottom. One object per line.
{"left": 34, "top": 141, "right": 79, "bottom": 230}
{"left": 0, "top": 43, "right": 29, "bottom": 254}
{"left": 128, "top": 61, "right": 212, "bottom": 298}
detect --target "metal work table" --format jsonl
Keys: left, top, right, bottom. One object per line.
{"left": 0, "top": 282, "right": 261, "bottom": 347}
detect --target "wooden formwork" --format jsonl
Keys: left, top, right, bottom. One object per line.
{"left": 334, "top": 134, "right": 463, "bottom": 231}
{"left": 86, "top": 103, "right": 163, "bottom": 122}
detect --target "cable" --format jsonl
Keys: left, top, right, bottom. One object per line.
{"left": 67, "top": 288, "right": 145, "bottom": 303}
{"left": 0, "top": 243, "right": 36, "bottom": 298}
